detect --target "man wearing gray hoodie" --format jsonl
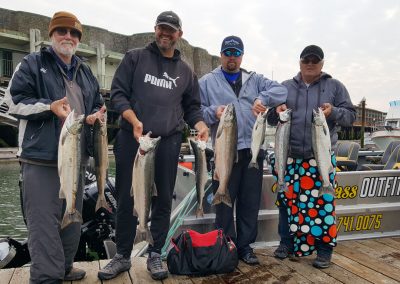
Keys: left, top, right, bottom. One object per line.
{"left": 268, "top": 45, "right": 356, "bottom": 268}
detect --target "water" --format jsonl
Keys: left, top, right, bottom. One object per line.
{"left": 0, "top": 158, "right": 116, "bottom": 241}
{"left": 0, "top": 162, "right": 27, "bottom": 240}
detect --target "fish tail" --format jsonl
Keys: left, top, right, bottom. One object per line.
{"left": 196, "top": 207, "right": 204, "bottom": 218}
{"left": 212, "top": 192, "right": 232, "bottom": 207}
{"left": 318, "top": 184, "right": 335, "bottom": 197}
{"left": 61, "top": 209, "right": 83, "bottom": 230}
{"left": 95, "top": 197, "right": 110, "bottom": 212}
{"left": 278, "top": 183, "right": 288, "bottom": 193}
{"left": 134, "top": 228, "right": 154, "bottom": 245}
{"left": 248, "top": 161, "right": 259, "bottom": 169}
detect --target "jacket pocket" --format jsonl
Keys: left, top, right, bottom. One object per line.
{"left": 133, "top": 100, "right": 183, "bottom": 137}
{"left": 22, "top": 119, "right": 57, "bottom": 158}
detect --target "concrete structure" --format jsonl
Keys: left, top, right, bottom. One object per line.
{"left": 0, "top": 8, "right": 220, "bottom": 91}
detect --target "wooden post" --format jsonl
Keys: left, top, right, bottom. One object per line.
{"left": 360, "top": 97, "right": 366, "bottom": 148}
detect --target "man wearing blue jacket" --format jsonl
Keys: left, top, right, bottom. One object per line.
{"left": 268, "top": 45, "right": 356, "bottom": 268}
{"left": 98, "top": 11, "right": 209, "bottom": 281}
{"left": 6, "top": 11, "right": 105, "bottom": 283}
{"left": 200, "top": 36, "right": 287, "bottom": 265}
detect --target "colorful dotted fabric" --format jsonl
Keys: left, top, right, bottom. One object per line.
{"left": 271, "top": 155, "right": 337, "bottom": 256}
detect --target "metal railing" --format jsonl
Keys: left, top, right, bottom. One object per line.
{"left": 0, "top": 59, "right": 13, "bottom": 77}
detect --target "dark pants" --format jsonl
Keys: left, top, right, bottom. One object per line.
{"left": 278, "top": 206, "right": 333, "bottom": 257}
{"left": 114, "top": 129, "right": 182, "bottom": 257}
{"left": 21, "top": 162, "right": 84, "bottom": 284}
{"left": 213, "top": 149, "right": 264, "bottom": 257}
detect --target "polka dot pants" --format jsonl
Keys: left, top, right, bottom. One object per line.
{"left": 271, "top": 155, "right": 337, "bottom": 256}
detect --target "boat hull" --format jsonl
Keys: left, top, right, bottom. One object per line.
{"left": 371, "top": 130, "right": 400, "bottom": 150}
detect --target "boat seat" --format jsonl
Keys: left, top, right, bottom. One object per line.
{"left": 360, "top": 140, "right": 400, "bottom": 171}
{"left": 383, "top": 145, "right": 400, "bottom": 170}
{"left": 334, "top": 141, "right": 360, "bottom": 171}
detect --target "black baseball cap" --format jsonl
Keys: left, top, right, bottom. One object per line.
{"left": 300, "top": 45, "right": 324, "bottom": 60}
{"left": 221, "top": 36, "right": 244, "bottom": 53}
{"left": 155, "top": 11, "right": 182, "bottom": 31}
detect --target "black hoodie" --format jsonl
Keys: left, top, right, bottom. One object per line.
{"left": 111, "top": 41, "right": 203, "bottom": 137}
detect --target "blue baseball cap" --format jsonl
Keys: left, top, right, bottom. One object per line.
{"left": 221, "top": 36, "right": 244, "bottom": 53}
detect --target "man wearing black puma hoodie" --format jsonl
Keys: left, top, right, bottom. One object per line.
{"left": 98, "top": 11, "right": 209, "bottom": 281}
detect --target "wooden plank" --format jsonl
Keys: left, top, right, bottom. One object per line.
{"left": 9, "top": 266, "right": 29, "bottom": 284}
{"left": 0, "top": 268, "right": 15, "bottom": 284}
{"left": 256, "top": 250, "right": 313, "bottom": 284}
{"left": 163, "top": 274, "right": 193, "bottom": 284}
{"left": 235, "top": 252, "right": 280, "bottom": 283}
{"left": 190, "top": 274, "right": 225, "bottom": 284}
{"left": 70, "top": 260, "right": 101, "bottom": 284}
{"left": 99, "top": 259, "right": 132, "bottom": 283}
{"left": 332, "top": 251, "right": 398, "bottom": 284}
{"left": 262, "top": 247, "right": 339, "bottom": 284}
{"left": 391, "top": 237, "right": 400, "bottom": 243}
{"left": 130, "top": 257, "right": 158, "bottom": 283}
{"left": 335, "top": 242, "right": 400, "bottom": 281}
{"left": 342, "top": 239, "right": 400, "bottom": 269}
{"left": 374, "top": 238, "right": 400, "bottom": 251}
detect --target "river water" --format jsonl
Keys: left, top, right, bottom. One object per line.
{"left": 0, "top": 159, "right": 115, "bottom": 241}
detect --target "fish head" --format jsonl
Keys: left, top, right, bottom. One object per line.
{"left": 139, "top": 133, "right": 161, "bottom": 154}
{"left": 278, "top": 108, "right": 292, "bottom": 123}
{"left": 222, "top": 103, "right": 237, "bottom": 125}
{"left": 94, "top": 117, "right": 107, "bottom": 136}
{"left": 313, "top": 107, "right": 326, "bottom": 126}
{"left": 65, "top": 110, "right": 84, "bottom": 135}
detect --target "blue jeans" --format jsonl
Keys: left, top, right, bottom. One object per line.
{"left": 278, "top": 206, "right": 333, "bottom": 258}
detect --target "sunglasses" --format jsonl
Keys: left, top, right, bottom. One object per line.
{"left": 55, "top": 28, "right": 81, "bottom": 38}
{"left": 301, "top": 57, "right": 321, "bottom": 64}
{"left": 223, "top": 50, "right": 242, "bottom": 57}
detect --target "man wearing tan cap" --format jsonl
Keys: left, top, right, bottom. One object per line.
{"left": 6, "top": 11, "right": 105, "bottom": 283}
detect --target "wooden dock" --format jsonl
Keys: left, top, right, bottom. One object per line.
{"left": 1, "top": 237, "right": 400, "bottom": 283}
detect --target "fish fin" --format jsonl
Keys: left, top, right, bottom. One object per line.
{"left": 130, "top": 185, "right": 134, "bottom": 197}
{"left": 212, "top": 192, "right": 232, "bottom": 207}
{"left": 235, "top": 151, "right": 239, "bottom": 163}
{"left": 61, "top": 209, "right": 82, "bottom": 230}
{"left": 95, "top": 197, "right": 110, "bottom": 213}
{"left": 133, "top": 207, "right": 138, "bottom": 217}
{"left": 318, "top": 184, "right": 335, "bottom": 197}
{"left": 134, "top": 228, "right": 154, "bottom": 245}
{"left": 213, "top": 169, "right": 219, "bottom": 181}
{"left": 59, "top": 189, "right": 65, "bottom": 199}
{"left": 196, "top": 207, "right": 204, "bottom": 218}
{"left": 152, "top": 183, "right": 158, "bottom": 197}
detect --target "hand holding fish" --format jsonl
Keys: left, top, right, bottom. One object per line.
{"left": 86, "top": 105, "right": 107, "bottom": 125}
{"left": 50, "top": 97, "right": 71, "bottom": 120}
{"left": 194, "top": 121, "right": 209, "bottom": 142}
{"left": 321, "top": 103, "right": 332, "bottom": 117}
{"left": 252, "top": 99, "right": 267, "bottom": 116}
{"left": 216, "top": 105, "right": 226, "bottom": 120}
{"left": 275, "top": 103, "right": 288, "bottom": 113}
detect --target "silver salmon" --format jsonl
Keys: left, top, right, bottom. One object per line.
{"left": 189, "top": 139, "right": 209, "bottom": 217}
{"left": 312, "top": 108, "right": 335, "bottom": 197}
{"left": 93, "top": 114, "right": 110, "bottom": 212}
{"left": 249, "top": 111, "right": 268, "bottom": 169}
{"left": 213, "top": 103, "right": 237, "bottom": 207}
{"left": 58, "top": 110, "right": 84, "bottom": 229}
{"left": 132, "top": 132, "right": 160, "bottom": 245}
{"left": 274, "top": 109, "right": 292, "bottom": 192}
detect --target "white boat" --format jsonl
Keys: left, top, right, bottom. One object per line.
{"left": 371, "top": 100, "right": 400, "bottom": 150}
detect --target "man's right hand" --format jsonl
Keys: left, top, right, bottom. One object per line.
{"left": 50, "top": 97, "right": 71, "bottom": 120}
{"left": 132, "top": 121, "right": 144, "bottom": 142}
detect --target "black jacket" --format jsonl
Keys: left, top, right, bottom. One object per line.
{"left": 111, "top": 41, "right": 203, "bottom": 137}
{"left": 8, "top": 47, "right": 103, "bottom": 161}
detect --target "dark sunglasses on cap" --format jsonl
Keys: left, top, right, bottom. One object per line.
{"left": 301, "top": 57, "right": 321, "bottom": 64}
{"left": 55, "top": 27, "right": 81, "bottom": 38}
{"left": 223, "top": 50, "right": 242, "bottom": 57}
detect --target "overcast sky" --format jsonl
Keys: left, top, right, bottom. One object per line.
{"left": 1, "top": 0, "right": 399, "bottom": 112}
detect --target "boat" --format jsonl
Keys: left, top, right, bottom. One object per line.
{"left": 371, "top": 100, "right": 400, "bottom": 150}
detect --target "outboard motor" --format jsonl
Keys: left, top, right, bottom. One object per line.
{"left": 75, "top": 159, "right": 117, "bottom": 261}
{"left": 0, "top": 238, "right": 30, "bottom": 269}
